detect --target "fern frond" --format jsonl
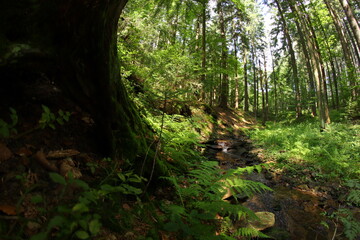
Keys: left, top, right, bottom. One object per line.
{"left": 347, "top": 190, "right": 360, "bottom": 207}
{"left": 225, "top": 178, "right": 272, "bottom": 198}
{"left": 234, "top": 227, "right": 269, "bottom": 238}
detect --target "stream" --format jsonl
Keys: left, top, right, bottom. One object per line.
{"left": 204, "top": 136, "right": 340, "bottom": 240}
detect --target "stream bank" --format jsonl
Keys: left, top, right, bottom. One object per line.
{"left": 204, "top": 135, "right": 345, "bottom": 240}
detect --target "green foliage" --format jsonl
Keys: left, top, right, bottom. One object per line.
{"left": 39, "top": 105, "right": 71, "bottom": 130}
{"left": 344, "top": 180, "right": 360, "bottom": 207}
{"left": 29, "top": 161, "right": 146, "bottom": 240}
{"left": 161, "top": 161, "right": 271, "bottom": 239}
{"left": 326, "top": 208, "right": 360, "bottom": 240}
{"left": 250, "top": 121, "right": 360, "bottom": 180}
{"left": 0, "top": 107, "right": 18, "bottom": 138}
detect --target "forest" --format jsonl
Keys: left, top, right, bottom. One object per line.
{"left": 0, "top": 0, "right": 359, "bottom": 239}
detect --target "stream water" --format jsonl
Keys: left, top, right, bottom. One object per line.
{"left": 204, "top": 136, "right": 341, "bottom": 240}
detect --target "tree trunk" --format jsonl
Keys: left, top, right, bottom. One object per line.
{"left": 324, "top": 0, "right": 357, "bottom": 100}
{"left": 218, "top": 1, "right": 229, "bottom": 108}
{"left": 0, "top": 0, "right": 148, "bottom": 161}
{"left": 339, "top": 0, "right": 360, "bottom": 49}
{"left": 263, "top": 52, "right": 269, "bottom": 122}
{"left": 252, "top": 49, "right": 258, "bottom": 117}
{"left": 293, "top": 0, "right": 329, "bottom": 128}
{"left": 201, "top": 0, "right": 207, "bottom": 102}
{"left": 244, "top": 47, "right": 249, "bottom": 112}
{"left": 274, "top": 0, "right": 302, "bottom": 118}
{"left": 234, "top": 39, "right": 239, "bottom": 109}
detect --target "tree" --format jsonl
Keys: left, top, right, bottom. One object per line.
{"left": 274, "top": 0, "right": 302, "bottom": 118}
{"left": 218, "top": 0, "right": 230, "bottom": 108}
{"left": 0, "top": 0, "right": 148, "bottom": 161}
{"left": 339, "top": 0, "right": 360, "bottom": 49}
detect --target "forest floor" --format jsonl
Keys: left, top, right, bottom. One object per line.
{"left": 202, "top": 108, "right": 348, "bottom": 239}
{"left": 0, "top": 81, "right": 359, "bottom": 239}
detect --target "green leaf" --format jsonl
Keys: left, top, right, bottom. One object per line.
{"left": 31, "top": 195, "right": 43, "bottom": 204}
{"left": 164, "top": 221, "right": 180, "bottom": 232}
{"left": 117, "top": 173, "right": 126, "bottom": 182}
{"left": 89, "top": 219, "right": 101, "bottom": 235}
{"left": 79, "top": 219, "right": 88, "bottom": 230}
{"left": 72, "top": 203, "right": 89, "bottom": 213}
{"left": 42, "top": 105, "right": 50, "bottom": 114}
{"left": 56, "top": 118, "right": 64, "bottom": 125}
{"left": 47, "top": 216, "right": 65, "bottom": 229}
{"left": 75, "top": 230, "right": 90, "bottom": 239}
{"left": 49, "top": 172, "right": 66, "bottom": 185}
{"left": 30, "top": 232, "right": 48, "bottom": 240}
{"left": 0, "top": 126, "right": 9, "bottom": 138}
{"left": 73, "top": 179, "right": 90, "bottom": 190}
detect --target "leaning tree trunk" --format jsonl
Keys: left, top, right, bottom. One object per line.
{"left": 339, "top": 0, "right": 360, "bottom": 50}
{"left": 0, "top": 0, "right": 148, "bottom": 161}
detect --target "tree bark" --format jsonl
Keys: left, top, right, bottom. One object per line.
{"left": 218, "top": 1, "right": 229, "bottom": 108}
{"left": 0, "top": 0, "right": 148, "bottom": 160}
{"left": 324, "top": 0, "right": 357, "bottom": 100}
{"left": 291, "top": 0, "right": 329, "bottom": 128}
{"left": 274, "top": 0, "right": 302, "bottom": 118}
{"left": 201, "top": 0, "right": 207, "bottom": 102}
{"left": 339, "top": 0, "right": 360, "bottom": 50}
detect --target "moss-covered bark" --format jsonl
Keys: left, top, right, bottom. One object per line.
{"left": 0, "top": 0, "right": 148, "bottom": 161}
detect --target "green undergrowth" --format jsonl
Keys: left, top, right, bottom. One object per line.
{"left": 132, "top": 100, "right": 273, "bottom": 238}
{"left": 249, "top": 120, "right": 360, "bottom": 180}
{"left": 249, "top": 119, "right": 360, "bottom": 239}
{"left": 158, "top": 161, "right": 272, "bottom": 240}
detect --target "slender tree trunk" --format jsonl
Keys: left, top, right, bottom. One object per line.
{"left": 291, "top": 0, "right": 329, "bottom": 128}
{"left": 324, "top": 0, "right": 357, "bottom": 100}
{"left": 244, "top": 48, "right": 249, "bottom": 112}
{"left": 218, "top": 1, "right": 228, "bottom": 108}
{"left": 259, "top": 61, "right": 266, "bottom": 125}
{"left": 234, "top": 39, "right": 239, "bottom": 109}
{"left": 264, "top": 52, "right": 269, "bottom": 121}
{"left": 274, "top": 0, "right": 302, "bottom": 118}
{"left": 252, "top": 50, "right": 258, "bottom": 117}
{"left": 339, "top": 0, "right": 360, "bottom": 49}
{"left": 201, "top": 0, "right": 207, "bottom": 102}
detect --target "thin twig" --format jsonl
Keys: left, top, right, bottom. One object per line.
{"left": 144, "top": 92, "right": 167, "bottom": 191}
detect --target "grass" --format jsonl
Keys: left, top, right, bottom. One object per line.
{"left": 249, "top": 120, "right": 360, "bottom": 180}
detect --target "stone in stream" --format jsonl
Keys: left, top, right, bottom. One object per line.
{"left": 248, "top": 211, "right": 275, "bottom": 231}
{"left": 207, "top": 145, "right": 223, "bottom": 150}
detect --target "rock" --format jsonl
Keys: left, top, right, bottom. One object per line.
{"left": 0, "top": 143, "right": 12, "bottom": 162}
{"left": 207, "top": 145, "right": 223, "bottom": 150}
{"left": 248, "top": 212, "right": 275, "bottom": 231}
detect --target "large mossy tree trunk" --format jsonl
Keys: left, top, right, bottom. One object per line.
{"left": 0, "top": 0, "right": 148, "bottom": 161}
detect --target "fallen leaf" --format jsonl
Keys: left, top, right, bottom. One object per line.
{"left": 34, "top": 150, "right": 59, "bottom": 172}
{"left": 59, "top": 158, "right": 82, "bottom": 179}
{"left": 0, "top": 143, "right": 12, "bottom": 162}
{"left": 81, "top": 116, "right": 94, "bottom": 125}
{"left": 16, "top": 147, "right": 32, "bottom": 157}
{"left": 122, "top": 203, "right": 131, "bottom": 211}
{"left": 0, "top": 205, "right": 17, "bottom": 215}
{"left": 47, "top": 149, "right": 80, "bottom": 159}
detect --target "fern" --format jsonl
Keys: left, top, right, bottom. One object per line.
{"left": 161, "top": 161, "right": 272, "bottom": 239}
{"left": 235, "top": 227, "right": 270, "bottom": 238}
{"left": 344, "top": 179, "right": 360, "bottom": 207}
{"left": 346, "top": 190, "right": 360, "bottom": 207}
{"left": 336, "top": 209, "right": 360, "bottom": 240}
